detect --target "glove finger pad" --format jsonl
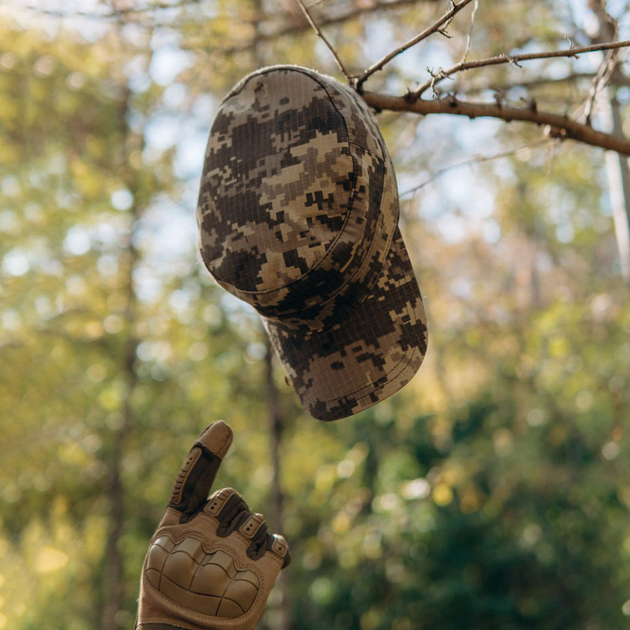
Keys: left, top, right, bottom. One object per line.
{"left": 169, "top": 448, "right": 202, "bottom": 506}
{"left": 197, "top": 421, "right": 233, "bottom": 459}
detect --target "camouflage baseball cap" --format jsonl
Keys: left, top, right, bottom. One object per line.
{"left": 197, "top": 65, "right": 428, "bottom": 421}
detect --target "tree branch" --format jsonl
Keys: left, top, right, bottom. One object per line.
{"left": 413, "top": 39, "right": 630, "bottom": 97}
{"left": 582, "top": 2, "right": 620, "bottom": 125}
{"left": 353, "top": 0, "right": 477, "bottom": 87}
{"left": 460, "top": 0, "right": 478, "bottom": 64}
{"left": 186, "top": 0, "right": 434, "bottom": 53}
{"left": 361, "top": 90, "right": 630, "bottom": 155}
{"left": 23, "top": 0, "right": 190, "bottom": 18}
{"left": 400, "top": 138, "right": 552, "bottom": 196}
{"left": 295, "top": 0, "right": 350, "bottom": 79}
{"left": 583, "top": 47, "right": 619, "bottom": 124}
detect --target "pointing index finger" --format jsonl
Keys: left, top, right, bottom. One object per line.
{"left": 196, "top": 420, "right": 233, "bottom": 458}
{"left": 167, "top": 421, "right": 233, "bottom": 521}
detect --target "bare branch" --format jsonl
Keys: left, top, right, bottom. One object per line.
{"left": 294, "top": 0, "right": 351, "bottom": 79}
{"left": 361, "top": 90, "right": 630, "bottom": 155}
{"left": 583, "top": 2, "right": 620, "bottom": 125}
{"left": 583, "top": 48, "right": 619, "bottom": 124}
{"left": 401, "top": 138, "right": 552, "bottom": 196}
{"left": 201, "top": 1, "right": 431, "bottom": 55}
{"left": 413, "top": 39, "right": 630, "bottom": 98}
{"left": 22, "top": 0, "right": 191, "bottom": 18}
{"left": 353, "top": 0, "right": 477, "bottom": 87}
{"left": 460, "top": 0, "right": 478, "bottom": 64}
{"left": 465, "top": 72, "right": 598, "bottom": 94}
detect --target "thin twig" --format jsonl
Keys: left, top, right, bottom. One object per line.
{"left": 22, "top": 0, "right": 191, "bottom": 18}
{"left": 413, "top": 39, "right": 630, "bottom": 98}
{"left": 295, "top": 0, "right": 351, "bottom": 79}
{"left": 361, "top": 90, "right": 630, "bottom": 155}
{"left": 584, "top": 0, "right": 619, "bottom": 125}
{"left": 353, "top": 0, "right": 477, "bottom": 87}
{"left": 218, "top": 0, "right": 429, "bottom": 54}
{"left": 582, "top": 2, "right": 620, "bottom": 125}
{"left": 464, "top": 71, "right": 625, "bottom": 95}
{"left": 460, "top": 0, "right": 478, "bottom": 64}
{"left": 583, "top": 48, "right": 619, "bottom": 124}
{"left": 23, "top": 0, "right": 427, "bottom": 32}
{"left": 401, "top": 138, "right": 551, "bottom": 197}
{"left": 210, "top": 0, "right": 425, "bottom": 54}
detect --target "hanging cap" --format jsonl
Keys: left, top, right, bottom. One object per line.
{"left": 197, "top": 65, "right": 428, "bottom": 420}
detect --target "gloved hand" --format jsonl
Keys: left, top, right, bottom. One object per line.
{"left": 135, "top": 421, "right": 290, "bottom": 630}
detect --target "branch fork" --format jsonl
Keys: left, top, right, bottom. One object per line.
{"left": 293, "top": 0, "right": 630, "bottom": 156}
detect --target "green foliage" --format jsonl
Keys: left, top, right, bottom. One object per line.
{"left": 2, "top": 3, "right": 630, "bottom": 630}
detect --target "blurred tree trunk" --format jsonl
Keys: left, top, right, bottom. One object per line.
{"left": 263, "top": 339, "right": 291, "bottom": 630}
{"left": 101, "top": 81, "right": 143, "bottom": 630}
{"left": 101, "top": 334, "right": 138, "bottom": 630}
{"left": 587, "top": 0, "right": 630, "bottom": 284}
{"left": 602, "top": 90, "right": 630, "bottom": 284}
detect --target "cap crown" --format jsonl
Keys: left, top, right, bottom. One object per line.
{"left": 197, "top": 67, "right": 398, "bottom": 331}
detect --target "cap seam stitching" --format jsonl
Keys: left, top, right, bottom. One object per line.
{"left": 271, "top": 204, "right": 391, "bottom": 335}
{"left": 208, "top": 66, "right": 387, "bottom": 301}
{"left": 219, "top": 66, "right": 358, "bottom": 288}
{"left": 266, "top": 163, "right": 397, "bottom": 334}
{"left": 206, "top": 150, "right": 361, "bottom": 296}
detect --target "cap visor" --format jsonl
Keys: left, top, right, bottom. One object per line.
{"left": 265, "top": 225, "right": 428, "bottom": 421}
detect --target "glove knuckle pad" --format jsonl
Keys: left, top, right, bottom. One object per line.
{"left": 271, "top": 534, "right": 289, "bottom": 558}
{"left": 240, "top": 513, "right": 266, "bottom": 539}
{"left": 144, "top": 534, "right": 262, "bottom": 618}
{"left": 204, "top": 487, "right": 237, "bottom": 517}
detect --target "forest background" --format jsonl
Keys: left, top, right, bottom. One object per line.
{"left": 2, "top": 0, "right": 630, "bottom": 629}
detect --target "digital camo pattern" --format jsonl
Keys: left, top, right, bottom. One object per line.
{"left": 197, "top": 67, "right": 395, "bottom": 324}
{"left": 197, "top": 66, "right": 428, "bottom": 421}
{"left": 145, "top": 535, "right": 260, "bottom": 618}
{"left": 265, "top": 220, "right": 427, "bottom": 420}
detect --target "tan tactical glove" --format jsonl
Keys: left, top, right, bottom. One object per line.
{"left": 136, "top": 421, "right": 290, "bottom": 630}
